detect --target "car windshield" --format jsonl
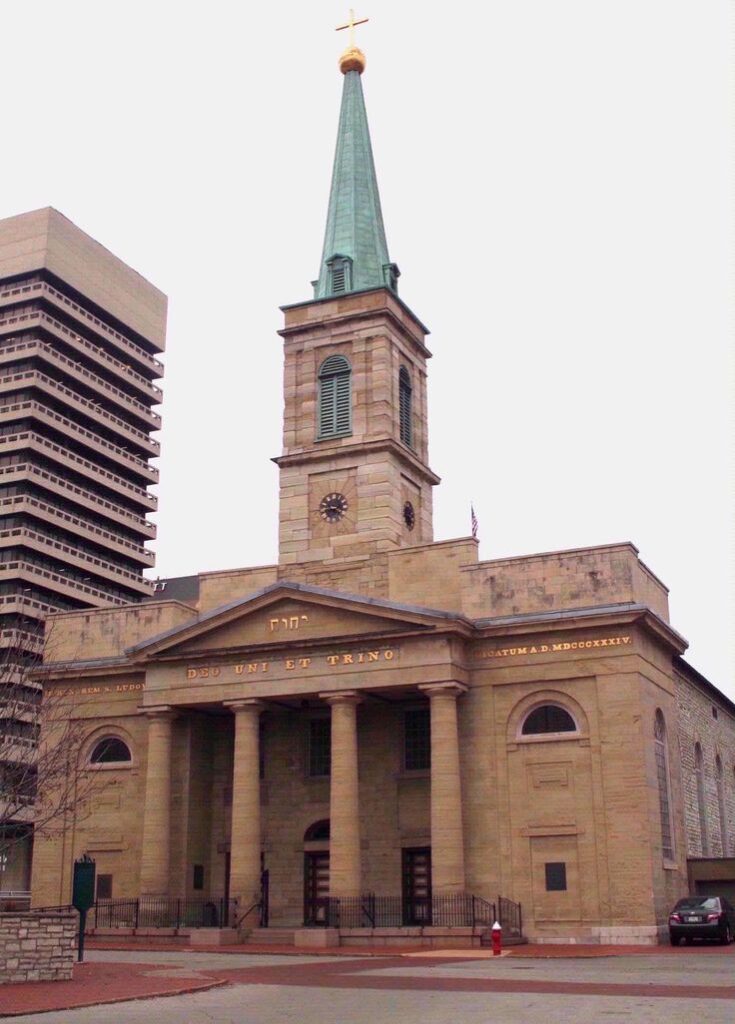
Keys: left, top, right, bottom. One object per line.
{"left": 675, "top": 897, "right": 720, "bottom": 911}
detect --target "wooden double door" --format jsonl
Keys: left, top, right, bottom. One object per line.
{"left": 303, "top": 847, "right": 433, "bottom": 926}
{"left": 402, "top": 847, "right": 432, "bottom": 925}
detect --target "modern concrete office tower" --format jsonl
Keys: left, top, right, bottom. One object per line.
{"left": 0, "top": 208, "right": 165, "bottom": 893}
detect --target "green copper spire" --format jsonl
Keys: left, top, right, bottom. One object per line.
{"left": 314, "top": 60, "right": 400, "bottom": 300}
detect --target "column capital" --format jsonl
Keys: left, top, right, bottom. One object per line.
{"left": 137, "top": 704, "right": 176, "bottom": 720}
{"left": 418, "top": 682, "right": 468, "bottom": 699}
{"left": 319, "top": 690, "right": 362, "bottom": 706}
{"left": 223, "top": 698, "right": 264, "bottom": 714}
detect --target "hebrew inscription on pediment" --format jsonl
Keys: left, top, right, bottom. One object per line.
{"left": 172, "top": 599, "right": 416, "bottom": 655}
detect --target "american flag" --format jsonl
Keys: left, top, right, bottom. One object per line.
{"left": 471, "top": 504, "right": 479, "bottom": 539}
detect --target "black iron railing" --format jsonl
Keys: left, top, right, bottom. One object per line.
{"left": 498, "top": 895, "right": 523, "bottom": 938}
{"left": 92, "top": 896, "right": 237, "bottom": 929}
{"left": 325, "top": 893, "right": 515, "bottom": 931}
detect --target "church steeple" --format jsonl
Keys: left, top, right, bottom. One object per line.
{"left": 313, "top": 43, "right": 400, "bottom": 299}
{"left": 276, "top": 25, "right": 438, "bottom": 567}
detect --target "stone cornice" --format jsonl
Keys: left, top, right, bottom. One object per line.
{"left": 279, "top": 290, "right": 432, "bottom": 358}
{"left": 474, "top": 603, "right": 687, "bottom": 655}
{"left": 272, "top": 437, "right": 441, "bottom": 486}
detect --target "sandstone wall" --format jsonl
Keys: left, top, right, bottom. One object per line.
{"left": 459, "top": 543, "right": 670, "bottom": 621}
{"left": 45, "top": 601, "right": 197, "bottom": 662}
{"left": 675, "top": 665, "right": 735, "bottom": 858}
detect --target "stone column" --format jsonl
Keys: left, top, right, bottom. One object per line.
{"left": 138, "top": 706, "right": 175, "bottom": 896}
{"left": 225, "top": 699, "right": 263, "bottom": 916}
{"left": 322, "top": 691, "right": 362, "bottom": 898}
{"left": 419, "top": 682, "right": 468, "bottom": 894}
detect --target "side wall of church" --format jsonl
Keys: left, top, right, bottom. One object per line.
{"left": 675, "top": 667, "right": 735, "bottom": 858}
{"left": 31, "top": 679, "right": 148, "bottom": 907}
{"left": 636, "top": 633, "right": 689, "bottom": 928}
{"left": 463, "top": 629, "right": 686, "bottom": 940}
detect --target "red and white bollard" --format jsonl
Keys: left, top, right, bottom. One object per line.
{"left": 491, "top": 920, "right": 502, "bottom": 956}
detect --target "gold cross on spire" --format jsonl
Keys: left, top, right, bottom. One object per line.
{"left": 336, "top": 9, "right": 369, "bottom": 48}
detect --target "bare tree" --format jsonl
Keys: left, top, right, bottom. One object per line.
{"left": 0, "top": 622, "right": 106, "bottom": 868}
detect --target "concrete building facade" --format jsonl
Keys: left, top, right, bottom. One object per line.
{"left": 0, "top": 209, "right": 164, "bottom": 896}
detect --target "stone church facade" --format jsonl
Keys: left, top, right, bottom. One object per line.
{"left": 30, "top": 42, "right": 734, "bottom": 945}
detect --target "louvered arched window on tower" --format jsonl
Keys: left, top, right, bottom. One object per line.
{"left": 318, "top": 355, "right": 352, "bottom": 439}
{"left": 399, "top": 366, "right": 413, "bottom": 447}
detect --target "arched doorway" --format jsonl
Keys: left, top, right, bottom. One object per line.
{"left": 303, "top": 819, "right": 330, "bottom": 925}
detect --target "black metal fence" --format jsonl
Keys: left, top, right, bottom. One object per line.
{"left": 92, "top": 896, "right": 237, "bottom": 929}
{"left": 498, "top": 895, "right": 523, "bottom": 939}
{"left": 325, "top": 892, "right": 508, "bottom": 930}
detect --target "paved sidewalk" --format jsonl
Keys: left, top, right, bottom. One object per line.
{"left": 0, "top": 959, "right": 226, "bottom": 1017}
{"left": 2, "top": 943, "right": 734, "bottom": 1017}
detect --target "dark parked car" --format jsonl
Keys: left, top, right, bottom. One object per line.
{"left": 668, "top": 896, "right": 735, "bottom": 945}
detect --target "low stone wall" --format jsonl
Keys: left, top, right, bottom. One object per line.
{"left": 0, "top": 912, "right": 76, "bottom": 984}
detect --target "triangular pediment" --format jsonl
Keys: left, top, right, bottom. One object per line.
{"left": 127, "top": 582, "right": 469, "bottom": 662}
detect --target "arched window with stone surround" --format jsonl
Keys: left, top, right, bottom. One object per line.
{"left": 317, "top": 354, "right": 351, "bottom": 439}
{"left": 654, "top": 710, "right": 674, "bottom": 860}
{"left": 716, "top": 755, "right": 728, "bottom": 856}
{"left": 695, "top": 742, "right": 709, "bottom": 855}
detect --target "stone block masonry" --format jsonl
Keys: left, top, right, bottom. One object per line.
{"left": 0, "top": 912, "right": 76, "bottom": 984}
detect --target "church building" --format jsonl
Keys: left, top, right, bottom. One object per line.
{"left": 30, "top": 36, "right": 735, "bottom": 946}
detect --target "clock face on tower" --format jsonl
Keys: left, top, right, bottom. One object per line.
{"left": 319, "top": 492, "right": 349, "bottom": 523}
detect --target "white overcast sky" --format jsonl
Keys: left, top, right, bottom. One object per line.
{"left": 1, "top": 1, "right": 732, "bottom": 691}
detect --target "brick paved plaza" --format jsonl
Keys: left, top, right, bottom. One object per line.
{"left": 4, "top": 947, "right": 735, "bottom": 1022}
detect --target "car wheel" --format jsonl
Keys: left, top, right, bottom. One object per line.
{"left": 720, "top": 925, "right": 732, "bottom": 946}
{"left": 669, "top": 934, "right": 680, "bottom": 946}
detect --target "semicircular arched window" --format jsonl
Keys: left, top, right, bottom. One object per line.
{"left": 399, "top": 366, "right": 413, "bottom": 447}
{"left": 318, "top": 355, "right": 351, "bottom": 439}
{"left": 89, "top": 737, "right": 132, "bottom": 765}
{"left": 521, "top": 704, "right": 577, "bottom": 736}
{"left": 304, "top": 819, "right": 330, "bottom": 842}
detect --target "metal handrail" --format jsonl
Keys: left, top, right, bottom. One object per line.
{"left": 235, "top": 900, "right": 262, "bottom": 929}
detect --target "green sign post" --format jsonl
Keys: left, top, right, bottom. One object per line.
{"left": 72, "top": 854, "right": 95, "bottom": 962}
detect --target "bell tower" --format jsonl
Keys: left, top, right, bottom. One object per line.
{"left": 274, "top": 34, "right": 439, "bottom": 567}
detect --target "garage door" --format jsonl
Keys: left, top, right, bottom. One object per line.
{"left": 694, "top": 879, "right": 735, "bottom": 901}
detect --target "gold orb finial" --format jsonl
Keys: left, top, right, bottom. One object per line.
{"left": 336, "top": 10, "right": 368, "bottom": 74}
{"left": 339, "top": 46, "right": 366, "bottom": 74}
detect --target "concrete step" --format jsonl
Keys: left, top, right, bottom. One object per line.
{"left": 248, "top": 927, "right": 297, "bottom": 945}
